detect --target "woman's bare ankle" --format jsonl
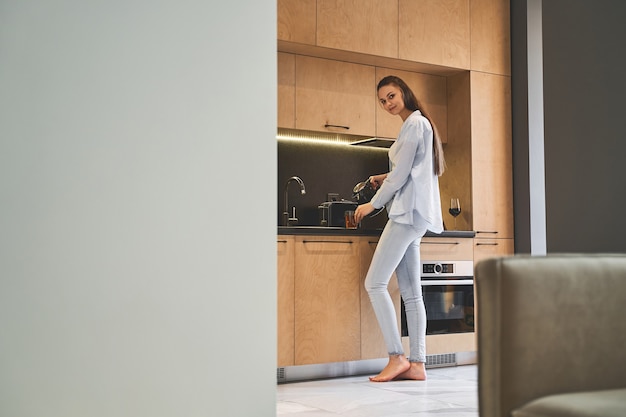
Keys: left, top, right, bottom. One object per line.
{"left": 369, "top": 354, "right": 411, "bottom": 382}
{"left": 395, "top": 361, "right": 427, "bottom": 381}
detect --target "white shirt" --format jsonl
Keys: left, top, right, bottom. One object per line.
{"left": 369, "top": 110, "right": 444, "bottom": 233}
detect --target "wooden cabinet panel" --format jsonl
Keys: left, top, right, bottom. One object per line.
{"left": 424, "top": 333, "right": 476, "bottom": 356}
{"left": 278, "top": 52, "right": 296, "bottom": 129}
{"left": 473, "top": 238, "right": 514, "bottom": 264}
{"left": 277, "top": 236, "right": 295, "bottom": 367}
{"left": 421, "top": 237, "right": 473, "bottom": 260}
{"left": 294, "top": 236, "right": 361, "bottom": 364}
{"left": 398, "top": 0, "right": 470, "bottom": 69}
{"left": 359, "top": 237, "right": 401, "bottom": 360}
{"left": 441, "top": 71, "right": 472, "bottom": 231}
{"left": 277, "top": 0, "right": 316, "bottom": 45}
{"left": 470, "top": 0, "right": 511, "bottom": 75}
{"left": 295, "top": 56, "right": 376, "bottom": 136}
{"left": 470, "top": 72, "right": 513, "bottom": 239}
{"left": 375, "top": 67, "right": 448, "bottom": 142}
{"left": 317, "top": 0, "right": 398, "bottom": 58}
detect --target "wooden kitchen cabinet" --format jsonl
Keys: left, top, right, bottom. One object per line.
{"left": 359, "top": 237, "right": 401, "bottom": 360}
{"left": 421, "top": 237, "right": 473, "bottom": 261}
{"left": 398, "top": 0, "right": 470, "bottom": 69}
{"left": 277, "top": 0, "right": 316, "bottom": 45}
{"left": 470, "top": 0, "right": 511, "bottom": 76}
{"left": 278, "top": 52, "right": 296, "bottom": 129}
{"left": 375, "top": 67, "right": 448, "bottom": 142}
{"left": 316, "top": 0, "right": 398, "bottom": 58}
{"left": 473, "top": 238, "right": 514, "bottom": 264}
{"left": 294, "top": 235, "right": 361, "bottom": 364}
{"left": 277, "top": 236, "right": 295, "bottom": 367}
{"left": 470, "top": 72, "right": 514, "bottom": 242}
{"left": 440, "top": 71, "right": 473, "bottom": 232}
{"left": 295, "top": 55, "right": 376, "bottom": 136}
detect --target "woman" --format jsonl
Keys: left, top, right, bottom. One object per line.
{"left": 354, "top": 75, "right": 445, "bottom": 382}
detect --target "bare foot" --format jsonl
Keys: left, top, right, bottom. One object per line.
{"left": 369, "top": 355, "right": 411, "bottom": 382}
{"left": 394, "top": 362, "right": 427, "bottom": 381}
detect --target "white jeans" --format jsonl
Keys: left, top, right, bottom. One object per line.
{"left": 365, "top": 220, "right": 428, "bottom": 362}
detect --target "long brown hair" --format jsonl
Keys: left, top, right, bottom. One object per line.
{"left": 377, "top": 75, "right": 446, "bottom": 176}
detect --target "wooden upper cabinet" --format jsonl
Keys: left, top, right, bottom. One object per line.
{"left": 398, "top": 0, "right": 470, "bottom": 69}
{"left": 442, "top": 71, "right": 472, "bottom": 232}
{"left": 375, "top": 68, "right": 447, "bottom": 142}
{"left": 295, "top": 55, "right": 376, "bottom": 136}
{"left": 470, "top": 72, "right": 513, "bottom": 239}
{"left": 278, "top": 52, "right": 296, "bottom": 129}
{"left": 277, "top": 0, "right": 316, "bottom": 44}
{"left": 470, "top": 0, "right": 511, "bottom": 75}
{"left": 316, "top": 0, "right": 398, "bottom": 58}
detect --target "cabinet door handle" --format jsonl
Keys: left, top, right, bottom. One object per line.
{"left": 476, "top": 231, "right": 499, "bottom": 234}
{"left": 324, "top": 123, "right": 350, "bottom": 130}
{"left": 476, "top": 242, "right": 499, "bottom": 246}
{"left": 422, "top": 241, "right": 460, "bottom": 245}
{"left": 302, "top": 239, "right": 353, "bottom": 244}
{"left": 277, "top": 240, "right": 288, "bottom": 243}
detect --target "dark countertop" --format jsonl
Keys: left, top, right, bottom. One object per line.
{"left": 278, "top": 226, "right": 475, "bottom": 238}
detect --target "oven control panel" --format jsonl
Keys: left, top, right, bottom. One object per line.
{"left": 423, "top": 263, "right": 454, "bottom": 274}
{"left": 421, "top": 260, "right": 473, "bottom": 277}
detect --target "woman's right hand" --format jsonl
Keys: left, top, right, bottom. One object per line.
{"left": 355, "top": 203, "right": 375, "bottom": 223}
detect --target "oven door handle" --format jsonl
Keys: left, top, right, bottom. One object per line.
{"left": 421, "top": 279, "right": 474, "bottom": 286}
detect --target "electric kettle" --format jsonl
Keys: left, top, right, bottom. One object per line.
{"left": 352, "top": 178, "right": 385, "bottom": 217}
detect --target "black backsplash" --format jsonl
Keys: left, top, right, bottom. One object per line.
{"left": 278, "top": 139, "right": 390, "bottom": 229}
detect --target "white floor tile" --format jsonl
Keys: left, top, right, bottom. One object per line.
{"left": 277, "top": 365, "right": 478, "bottom": 417}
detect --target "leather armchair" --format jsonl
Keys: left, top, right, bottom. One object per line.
{"left": 475, "top": 254, "right": 626, "bottom": 417}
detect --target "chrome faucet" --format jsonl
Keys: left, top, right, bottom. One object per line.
{"left": 283, "top": 176, "right": 306, "bottom": 226}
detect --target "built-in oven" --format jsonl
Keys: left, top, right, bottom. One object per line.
{"left": 401, "top": 260, "right": 474, "bottom": 336}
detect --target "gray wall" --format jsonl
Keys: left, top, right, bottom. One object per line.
{"left": 0, "top": 1, "right": 276, "bottom": 416}
{"left": 512, "top": 0, "right": 626, "bottom": 253}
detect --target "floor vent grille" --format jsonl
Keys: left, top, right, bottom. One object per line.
{"left": 426, "top": 353, "right": 457, "bottom": 368}
{"left": 277, "top": 354, "right": 468, "bottom": 382}
{"left": 277, "top": 367, "right": 286, "bottom": 383}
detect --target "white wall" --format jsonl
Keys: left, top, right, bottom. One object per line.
{"left": 0, "top": 1, "right": 277, "bottom": 416}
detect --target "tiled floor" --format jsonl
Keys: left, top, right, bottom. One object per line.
{"left": 277, "top": 364, "right": 478, "bottom": 417}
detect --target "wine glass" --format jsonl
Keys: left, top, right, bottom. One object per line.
{"left": 449, "top": 198, "right": 461, "bottom": 230}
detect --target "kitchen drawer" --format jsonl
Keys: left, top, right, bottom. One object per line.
{"left": 473, "top": 238, "right": 514, "bottom": 264}
{"left": 421, "top": 237, "right": 473, "bottom": 261}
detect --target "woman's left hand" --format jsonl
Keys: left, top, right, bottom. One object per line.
{"left": 355, "top": 203, "right": 375, "bottom": 223}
